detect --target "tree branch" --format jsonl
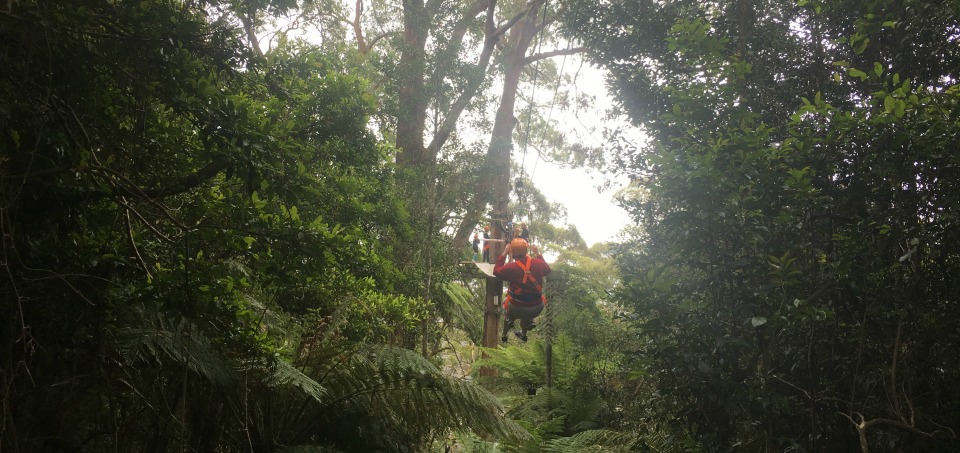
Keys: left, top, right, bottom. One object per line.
{"left": 114, "top": 196, "right": 175, "bottom": 244}
{"left": 862, "top": 417, "right": 936, "bottom": 438}
{"left": 491, "top": 0, "right": 545, "bottom": 41}
{"left": 353, "top": 0, "right": 367, "bottom": 53}
{"left": 239, "top": 9, "right": 264, "bottom": 58}
{"left": 841, "top": 410, "right": 945, "bottom": 453}
{"left": 365, "top": 31, "right": 399, "bottom": 52}
{"left": 522, "top": 46, "right": 586, "bottom": 65}
{"left": 124, "top": 201, "right": 154, "bottom": 280}
{"left": 58, "top": 156, "right": 230, "bottom": 204}
{"left": 425, "top": 0, "right": 545, "bottom": 156}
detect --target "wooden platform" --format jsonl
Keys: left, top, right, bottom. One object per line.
{"left": 459, "top": 261, "right": 498, "bottom": 279}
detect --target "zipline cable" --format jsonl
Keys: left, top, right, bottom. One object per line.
{"left": 529, "top": 42, "right": 570, "bottom": 182}
{"left": 530, "top": 0, "right": 584, "bottom": 183}
{"left": 516, "top": 0, "right": 552, "bottom": 223}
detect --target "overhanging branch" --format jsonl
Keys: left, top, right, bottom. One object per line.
{"left": 522, "top": 46, "right": 586, "bottom": 65}
{"left": 59, "top": 156, "right": 231, "bottom": 204}
{"left": 425, "top": 0, "right": 545, "bottom": 156}
{"left": 491, "top": 0, "right": 545, "bottom": 41}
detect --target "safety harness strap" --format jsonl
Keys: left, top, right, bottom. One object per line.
{"left": 514, "top": 257, "right": 542, "bottom": 293}
{"left": 503, "top": 256, "right": 546, "bottom": 310}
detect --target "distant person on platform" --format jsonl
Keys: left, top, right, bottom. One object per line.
{"left": 482, "top": 225, "right": 491, "bottom": 262}
{"left": 472, "top": 233, "right": 481, "bottom": 261}
{"left": 494, "top": 238, "right": 551, "bottom": 343}
{"left": 502, "top": 219, "right": 514, "bottom": 241}
{"left": 518, "top": 222, "right": 529, "bottom": 241}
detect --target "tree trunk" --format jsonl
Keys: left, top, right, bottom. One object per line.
{"left": 452, "top": 11, "right": 540, "bottom": 248}
{"left": 395, "top": 0, "right": 430, "bottom": 168}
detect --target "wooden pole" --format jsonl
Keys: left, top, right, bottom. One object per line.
{"left": 479, "top": 139, "right": 511, "bottom": 377}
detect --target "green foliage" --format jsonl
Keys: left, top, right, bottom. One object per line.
{"left": 568, "top": 0, "right": 960, "bottom": 451}
{"left": 0, "top": 0, "right": 529, "bottom": 450}
{"left": 441, "top": 281, "right": 484, "bottom": 344}
{"left": 282, "top": 343, "right": 531, "bottom": 450}
{"left": 339, "top": 287, "right": 431, "bottom": 345}
{"left": 542, "top": 429, "right": 640, "bottom": 452}
{"left": 463, "top": 249, "right": 669, "bottom": 451}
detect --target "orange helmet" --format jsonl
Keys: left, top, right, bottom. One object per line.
{"left": 509, "top": 238, "right": 528, "bottom": 257}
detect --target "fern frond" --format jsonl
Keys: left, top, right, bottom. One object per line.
{"left": 475, "top": 336, "right": 581, "bottom": 388}
{"left": 440, "top": 430, "right": 504, "bottom": 453}
{"left": 278, "top": 445, "right": 345, "bottom": 453}
{"left": 475, "top": 344, "right": 544, "bottom": 385}
{"left": 117, "top": 315, "right": 237, "bottom": 386}
{"left": 543, "top": 429, "right": 641, "bottom": 452}
{"left": 268, "top": 359, "right": 328, "bottom": 402}
{"left": 309, "top": 344, "right": 532, "bottom": 444}
{"left": 440, "top": 282, "right": 483, "bottom": 342}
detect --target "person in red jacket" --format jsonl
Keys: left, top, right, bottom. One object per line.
{"left": 494, "top": 238, "right": 551, "bottom": 343}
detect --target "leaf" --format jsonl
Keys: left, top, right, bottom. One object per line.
{"left": 251, "top": 191, "right": 267, "bottom": 209}
{"left": 543, "top": 429, "right": 640, "bottom": 452}
{"left": 884, "top": 95, "right": 895, "bottom": 112}
{"left": 848, "top": 68, "right": 867, "bottom": 80}
{"left": 854, "top": 38, "right": 870, "bottom": 54}
{"left": 894, "top": 99, "right": 906, "bottom": 118}
{"left": 750, "top": 316, "right": 767, "bottom": 327}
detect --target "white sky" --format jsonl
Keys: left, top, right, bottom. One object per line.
{"left": 534, "top": 161, "right": 633, "bottom": 246}
{"left": 521, "top": 59, "right": 639, "bottom": 247}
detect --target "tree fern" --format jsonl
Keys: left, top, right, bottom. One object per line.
{"left": 433, "top": 431, "right": 503, "bottom": 452}
{"left": 116, "top": 313, "right": 238, "bottom": 387}
{"left": 474, "top": 337, "right": 634, "bottom": 450}
{"left": 440, "top": 281, "right": 483, "bottom": 343}
{"left": 267, "top": 359, "right": 328, "bottom": 403}
{"left": 542, "top": 429, "right": 641, "bottom": 452}
{"left": 317, "top": 345, "right": 528, "bottom": 441}
{"left": 242, "top": 342, "right": 531, "bottom": 451}
{"left": 278, "top": 445, "right": 346, "bottom": 453}
{"left": 475, "top": 337, "right": 577, "bottom": 389}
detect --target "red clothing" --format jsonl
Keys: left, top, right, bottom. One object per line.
{"left": 493, "top": 254, "right": 551, "bottom": 305}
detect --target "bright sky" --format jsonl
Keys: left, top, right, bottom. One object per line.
{"left": 521, "top": 59, "right": 639, "bottom": 247}
{"left": 532, "top": 161, "right": 632, "bottom": 247}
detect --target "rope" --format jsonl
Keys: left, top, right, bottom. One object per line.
{"left": 529, "top": 42, "right": 570, "bottom": 182}
{"left": 516, "top": 0, "right": 551, "bottom": 224}
{"left": 530, "top": 0, "right": 583, "bottom": 183}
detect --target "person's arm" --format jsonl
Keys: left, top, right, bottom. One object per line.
{"left": 493, "top": 243, "right": 512, "bottom": 276}
{"left": 540, "top": 259, "right": 552, "bottom": 276}
{"left": 531, "top": 245, "right": 551, "bottom": 276}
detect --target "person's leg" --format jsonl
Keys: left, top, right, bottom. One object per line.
{"left": 513, "top": 304, "right": 543, "bottom": 342}
{"left": 501, "top": 312, "right": 515, "bottom": 343}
